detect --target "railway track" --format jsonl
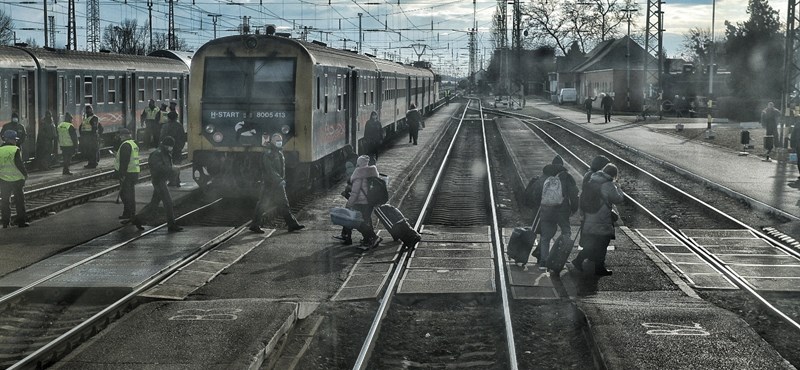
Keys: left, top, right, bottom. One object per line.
{"left": 353, "top": 100, "right": 518, "bottom": 369}
{"left": 0, "top": 196, "right": 252, "bottom": 369}
{"left": 480, "top": 107, "right": 800, "bottom": 336}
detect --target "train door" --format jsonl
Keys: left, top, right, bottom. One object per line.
{"left": 56, "top": 73, "right": 66, "bottom": 120}
{"left": 122, "top": 72, "right": 133, "bottom": 135}
{"left": 405, "top": 76, "right": 412, "bottom": 105}
{"left": 348, "top": 70, "right": 358, "bottom": 146}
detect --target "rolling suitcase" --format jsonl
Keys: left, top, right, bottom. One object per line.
{"left": 507, "top": 209, "right": 540, "bottom": 266}
{"left": 546, "top": 229, "right": 580, "bottom": 273}
{"left": 374, "top": 204, "right": 421, "bottom": 248}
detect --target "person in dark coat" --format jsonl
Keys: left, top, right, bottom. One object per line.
{"left": 574, "top": 155, "right": 611, "bottom": 266}
{"left": 528, "top": 155, "right": 579, "bottom": 270}
{"left": 600, "top": 94, "right": 614, "bottom": 123}
{"left": 363, "top": 111, "right": 383, "bottom": 164}
{"left": 334, "top": 145, "right": 359, "bottom": 245}
{"left": 250, "top": 133, "right": 305, "bottom": 234}
{"left": 128, "top": 136, "right": 182, "bottom": 232}
{"left": 761, "top": 102, "right": 781, "bottom": 137}
{"left": 35, "top": 111, "right": 56, "bottom": 170}
{"left": 1, "top": 112, "right": 27, "bottom": 151}
{"left": 114, "top": 128, "right": 139, "bottom": 220}
{"left": 57, "top": 112, "right": 78, "bottom": 175}
{"left": 406, "top": 103, "right": 423, "bottom": 145}
{"left": 0, "top": 130, "right": 28, "bottom": 228}
{"left": 345, "top": 155, "right": 382, "bottom": 249}
{"left": 160, "top": 111, "right": 185, "bottom": 186}
{"left": 573, "top": 163, "right": 624, "bottom": 276}
{"left": 583, "top": 96, "right": 597, "bottom": 123}
{"left": 791, "top": 122, "right": 800, "bottom": 179}
{"left": 80, "top": 105, "right": 101, "bottom": 168}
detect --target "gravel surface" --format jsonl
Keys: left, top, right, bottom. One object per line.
{"left": 511, "top": 301, "right": 596, "bottom": 370}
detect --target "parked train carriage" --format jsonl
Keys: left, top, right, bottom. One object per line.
{"left": 188, "top": 34, "right": 435, "bottom": 192}
{"left": 0, "top": 47, "right": 189, "bottom": 154}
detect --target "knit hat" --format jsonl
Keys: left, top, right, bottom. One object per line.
{"left": 602, "top": 163, "right": 618, "bottom": 178}
{"left": 2, "top": 130, "right": 17, "bottom": 141}
{"left": 161, "top": 136, "right": 175, "bottom": 146}
{"left": 118, "top": 128, "right": 131, "bottom": 136}
{"left": 167, "top": 111, "right": 178, "bottom": 120}
{"left": 552, "top": 155, "right": 563, "bottom": 165}
{"left": 64, "top": 112, "right": 73, "bottom": 121}
{"left": 356, "top": 155, "right": 370, "bottom": 167}
{"left": 590, "top": 155, "right": 611, "bottom": 171}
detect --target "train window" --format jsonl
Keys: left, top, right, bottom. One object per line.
{"left": 146, "top": 77, "right": 153, "bottom": 100}
{"left": 252, "top": 59, "right": 295, "bottom": 102}
{"left": 156, "top": 77, "right": 163, "bottom": 100}
{"left": 84, "top": 77, "right": 93, "bottom": 105}
{"left": 337, "top": 75, "right": 342, "bottom": 111}
{"left": 324, "top": 74, "right": 328, "bottom": 113}
{"left": 75, "top": 76, "right": 81, "bottom": 105}
{"left": 363, "top": 77, "right": 367, "bottom": 105}
{"left": 97, "top": 77, "right": 105, "bottom": 104}
{"left": 107, "top": 77, "right": 115, "bottom": 104}
{"left": 138, "top": 77, "right": 145, "bottom": 102}
{"left": 171, "top": 77, "right": 179, "bottom": 100}
{"left": 343, "top": 75, "right": 349, "bottom": 111}
{"left": 119, "top": 76, "right": 125, "bottom": 103}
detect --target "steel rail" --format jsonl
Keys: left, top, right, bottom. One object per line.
{"left": 352, "top": 101, "right": 472, "bottom": 370}
{"left": 478, "top": 102, "right": 519, "bottom": 370}
{"left": 485, "top": 107, "right": 800, "bottom": 333}
{"left": 8, "top": 200, "right": 242, "bottom": 370}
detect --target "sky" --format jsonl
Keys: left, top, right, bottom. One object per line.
{"left": 2, "top": 0, "right": 789, "bottom": 76}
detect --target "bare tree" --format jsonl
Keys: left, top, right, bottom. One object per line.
{"left": 102, "top": 19, "right": 148, "bottom": 54}
{"left": 581, "top": 0, "right": 629, "bottom": 42}
{"left": 0, "top": 9, "right": 14, "bottom": 45}
{"left": 523, "top": 0, "right": 572, "bottom": 55}
{"left": 23, "top": 37, "right": 39, "bottom": 48}
{"left": 150, "top": 32, "right": 189, "bottom": 52}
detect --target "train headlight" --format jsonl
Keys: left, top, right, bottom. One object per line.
{"left": 280, "top": 125, "right": 291, "bottom": 135}
{"left": 212, "top": 132, "right": 224, "bottom": 143}
{"left": 245, "top": 36, "right": 258, "bottom": 49}
{"left": 204, "top": 124, "right": 215, "bottom": 134}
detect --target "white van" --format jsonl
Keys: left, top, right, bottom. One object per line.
{"left": 558, "top": 88, "right": 577, "bottom": 104}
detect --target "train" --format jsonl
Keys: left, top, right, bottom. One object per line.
{"left": 188, "top": 33, "right": 441, "bottom": 192}
{"left": 0, "top": 45, "right": 190, "bottom": 158}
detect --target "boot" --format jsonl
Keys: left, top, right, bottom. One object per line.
{"left": 595, "top": 264, "right": 613, "bottom": 276}
{"left": 571, "top": 258, "right": 584, "bottom": 272}
{"left": 288, "top": 224, "right": 305, "bottom": 232}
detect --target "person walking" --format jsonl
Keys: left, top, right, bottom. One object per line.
{"left": 80, "top": 105, "right": 101, "bottom": 169}
{"left": 57, "top": 113, "right": 78, "bottom": 175}
{"left": 249, "top": 133, "right": 305, "bottom": 234}
{"left": 35, "top": 111, "right": 56, "bottom": 170}
{"left": 363, "top": 111, "right": 383, "bottom": 164}
{"left": 406, "top": 103, "right": 423, "bottom": 145}
{"left": 128, "top": 136, "right": 182, "bottom": 232}
{"left": 114, "top": 128, "right": 139, "bottom": 220}
{"left": 573, "top": 163, "right": 624, "bottom": 276}
{"left": 573, "top": 155, "right": 611, "bottom": 267}
{"left": 600, "top": 94, "right": 614, "bottom": 123}
{"left": 345, "top": 154, "right": 382, "bottom": 249}
{"left": 1, "top": 113, "right": 27, "bottom": 153}
{"left": 528, "top": 155, "right": 579, "bottom": 270}
{"left": 583, "top": 95, "right": 597, "bottom": 123}
{"left": 333, "top": 145, "right": 359, "bottom": 245}
{"left": 160, "top": 111, "right": 185, "bottom": 186}
{"left": 140, "top": 99, "right": 161, "bottom": 148}
{"left": 0, "top": 130, "right": 28, "bottom": 228}
{"left": 761, "top": 101, "right": 781, "bottom": 138}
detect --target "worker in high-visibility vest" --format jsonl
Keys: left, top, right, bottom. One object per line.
{"left": 57, "top": 112, "right": 78, "bottom": 175}
{"left": 0, "top": 130, "right": 28, "bottom": 228}
{"left": 114, "top": 128, "right": 140, "bottom": 220}
{"left": 140, "top": 99, "right": 161, "bottom": 148}
{"left": 80, "top": 105, "right": 101, "bottom": 169}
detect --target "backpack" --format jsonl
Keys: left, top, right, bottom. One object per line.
{"left": 580, "top": 180, "right": 604, "bottom": 213}
{"left": 366, "top": 176, "right": 389, "bottom": 205}
{"left": 540, "top": 175, "right": 563, "bottom": 206}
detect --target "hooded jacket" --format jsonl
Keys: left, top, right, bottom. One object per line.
{"left": 347, "top": 155, "right": 379, "bottom": 208}
{"left": 406, "top": 108, "right": 422, "bottom": 130}
{"left": 582, "top": 155, "right": 611, "bottom": 187}
{"left": 581, "top": 171, "right": 624, "bottom": 236}
{"left": 148, "top": 144, "right": 174, "bottom": 182}
{"left": 364, "top": 111, "right": 384, "bottom": 144}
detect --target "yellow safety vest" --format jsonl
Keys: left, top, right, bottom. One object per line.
{"left": 160, "top": 110, "right": 168, "bottom": 124}
{"left": 57, "top": 121, "right": 74, "bottom": 147}
{"left": 144, "top": 107, "right": 160, "bottom": 121}
{"left": 0, "top": 145, "right": 24, "bottom": 181}
{"left": 114, "top": 139, "right": 140, "bottom": 173}
{"left": 81, "top": 115, "right": 95, "bottom": 132}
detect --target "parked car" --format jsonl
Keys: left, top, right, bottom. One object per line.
{"left": 558, "top": 88, "right": 577, "bottom": 104}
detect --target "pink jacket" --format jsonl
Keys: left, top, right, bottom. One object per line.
{"left": 347, "top": 163, "right": 379, "bottom": 208}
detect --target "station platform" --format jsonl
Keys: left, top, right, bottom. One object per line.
{"left": 491, "top": 115, "right": 795, "bottom": 367}
{"left": 51, "top": 104, "right": 465, "bottom": 368}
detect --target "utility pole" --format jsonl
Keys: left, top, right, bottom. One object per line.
{"left": 643, "top": 0, "right": 663, "bottom": 111}
{"left": 358, "top": 13, "right": 363, "bottom": 54}
{"left": 86, "top": 0, "right": 99, "bottom": 51}
{"left": 168, "top": 0, "right": 175, "bottom": 50}
{"left": 67, "top": 0, "right": 76, "bottom": 50}
{"left": 781, "top": 0, "right": 800, "bottom": 146}
{"left": 43, "top": 0, "right": 48, "bottom": 49}
{"left": 48, "top": 16, "right": 55, "bottom": 48}
{"left": 208, "top": 14, "right": 221, "bottom": 39}
{"left": 512, "top": 0, "right": 522, "bottom": 106}
{"left": 147, "top": 0, "right": 153, "bottom": 51}
{"left": 621, "top": 2, "right": 637, "bottom": 110}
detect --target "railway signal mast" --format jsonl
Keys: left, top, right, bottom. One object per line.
{"left": 67, "top": 0, "right": 76, "bottom": 50}
{"left": 781, "top": 0, "right": 800, "bottom": 146}
{"left": 643, "top": 0, "right": 663, "bottom": 110}
{"left": 87, "top": 0, "right": 99, "bottom": 51}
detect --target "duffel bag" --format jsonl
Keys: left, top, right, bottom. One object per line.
{"left": 330, "top": 207, "right": 363, "bottom": 229}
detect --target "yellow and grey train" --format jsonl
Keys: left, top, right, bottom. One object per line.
{"left": 188, "top": 33, "right": 439, "bottom": 192}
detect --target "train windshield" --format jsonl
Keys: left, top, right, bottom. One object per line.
{"left": 203, "top": 57, "right": 295, "bottom": 103}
